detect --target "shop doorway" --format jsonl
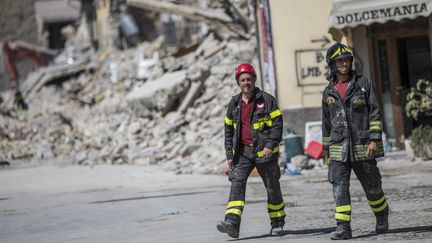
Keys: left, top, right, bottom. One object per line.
{"left": 397, "top": 36, "right": 432, "bottom": 136}
{"left": 371, "top": 18, "right": 431, "bottom": 148}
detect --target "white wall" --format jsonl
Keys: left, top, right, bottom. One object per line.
{"left": 351, "top": 26, "right": 373, "bottom": 79}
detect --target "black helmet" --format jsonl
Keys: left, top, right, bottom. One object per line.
{"left": 326, "top": 42, "right": 353, "bottom": 64}
{"left": 326, "top": 43, "right": 354, "bottom": 79}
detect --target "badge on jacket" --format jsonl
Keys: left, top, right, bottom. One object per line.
{"left": 352, "top": 97, "right": 366, "bottom": 108}
{"left": 327, "top": 97, "right": 335, "bottom": 105}
{"left": 256, "top": 103, "right": 265, "bottom": 109}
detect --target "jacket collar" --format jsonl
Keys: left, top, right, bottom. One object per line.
{"left": 327, "top": 70, "right": 358, "bottom": 87}
{"left": 233, "top": 87, "right": 262, "bottom": 103}
{"left": 254, "top": 87, "right": 263, "bottom": 99}
{"left": 328, "top": 74, "right": 356, "bottom": 89}
{"left": 327, "top": 74, "right": 362, "bottom": 102}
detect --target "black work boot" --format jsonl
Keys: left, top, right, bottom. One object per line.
{"left": 270, "top": 226, "right": 284, "bottom": 236}
{"left": 217, "top": 220, "right": 239, "bottom": 238}
{"left": 330, "top": 223, "right": 352, "bottom": 240}
{"left": 270, "top": 220, "right": 285, "bottom": 236}
{"left": 375, "top": 213, "right": 389, "bottom": 234}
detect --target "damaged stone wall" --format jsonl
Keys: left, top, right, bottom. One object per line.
{"left": 0, "top": 0, "right": 261, "bottom": 174}
{"left": 0, "top": 36, "right": 257, "bottom": 174}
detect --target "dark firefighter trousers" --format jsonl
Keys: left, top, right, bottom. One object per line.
{"left": 328, "top": 159, "right": 389, "bottom": 224}
{"left": 225, "top": 145, "right": 285, "bottom": 229}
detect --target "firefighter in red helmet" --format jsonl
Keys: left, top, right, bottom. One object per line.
{"left": 217, "top": 63, "right": 286, "bottom": 238}
{"left": 235, "top": 63, "right": 256, "bottom": 82}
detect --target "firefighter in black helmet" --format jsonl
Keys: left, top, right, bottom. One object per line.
{"left": 322, "top": 43, "right": 389, "bottom": 240}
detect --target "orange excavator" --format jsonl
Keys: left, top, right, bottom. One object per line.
{"left": 2, "top": 39, "right": 56, "bottom": 109}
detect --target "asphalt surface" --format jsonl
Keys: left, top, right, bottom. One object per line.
{"left": 1, "top": 156, "right": 432, "bottom": 242}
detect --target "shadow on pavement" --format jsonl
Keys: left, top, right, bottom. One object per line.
{"left": 354, "top": 225, "right": 432, "bottom": 239}
{"left": 282, "top": 227, "right": 335, "bottom": 235}
{"left": 229, "top": 227, "right": 335, "bottom": 241}
{"left": 89, "top": 191, "right": 213, "bottom": 204}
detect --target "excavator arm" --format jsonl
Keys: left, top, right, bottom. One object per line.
{"left": 2, "top": 39, "right": 49, "bottom": 89}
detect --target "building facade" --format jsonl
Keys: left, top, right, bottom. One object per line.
{"left": 329, "top": 0, "right": 432, "bottom": 148}
{"left": 255, "top": 0, "right": 333, "bottom": 140}
{"left": 256, "top": 0, "right": 432, "bottom": 149}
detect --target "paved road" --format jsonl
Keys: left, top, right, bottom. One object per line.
{"left": 1, "top": 158, "right": 432, "bottom": 242}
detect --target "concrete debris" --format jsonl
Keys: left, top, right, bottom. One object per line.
{"left": 0, "top": 0, "right": 263, "bottom": 174}
{"left": 127, "top": 0, "right": 250, "bottom": 39}
{"left": 136, "top": 53, "right": 159, "bottom": 80}
{"left": 126, "top": 70, "right": 189, "bottom": 115}
{"left": 291, "top": 155, "right": 310, "bottom": 170}
{"left": 35, "top": 141, "right": 55, "bottom": 159}
{"left": 127, "top": 0, "right": 229, "bottom": 23}
{"left": 2, "top": 58, "right": 94, "bottom": 109}
{"left": 177, "top": 80, "right": 204, "bottom": 114}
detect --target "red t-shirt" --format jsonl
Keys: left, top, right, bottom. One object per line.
{"left": 241, "top": 97, "right": 254, "bottom": 146}
{"left": 335, "top": 80, "right": 349, "bottom": 101}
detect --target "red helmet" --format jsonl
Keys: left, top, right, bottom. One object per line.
{"left": 235, "top": 63, "right": 256, "bottom": 81}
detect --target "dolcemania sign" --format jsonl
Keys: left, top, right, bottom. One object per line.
{"left": 336, "top": 3, "right": 428, "bottom": 25}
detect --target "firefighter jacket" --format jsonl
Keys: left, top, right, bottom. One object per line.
{"left": 224, "top": 87, "right": 283, "bottom": 164}
{"left": 322, "top": 73, "right": 385, "bottom": 162}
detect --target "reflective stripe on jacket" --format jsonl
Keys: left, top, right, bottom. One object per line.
{"left": 224, "top": 87, "right": 283, "bottom": 163}
{"left": 322, "top": 74, "right": 384, "bottom": 162}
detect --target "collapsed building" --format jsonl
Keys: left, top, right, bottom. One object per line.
{"left": 0, "top": 0, "right": 270, "bottom": 174}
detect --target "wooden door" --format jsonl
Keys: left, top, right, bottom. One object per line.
{"left": 370, "top": 20, "right": 429, "bottom": 148}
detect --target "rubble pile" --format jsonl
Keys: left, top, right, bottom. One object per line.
{"left": 0, "top": 14, "right": 258, "bottom": 174}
